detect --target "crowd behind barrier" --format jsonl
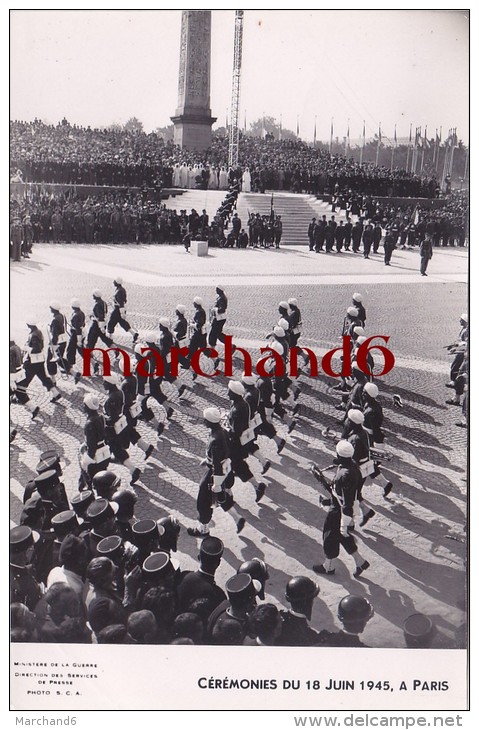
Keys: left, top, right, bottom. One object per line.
{"left": 12, "top": 119, "right": 441, "bottom": 198}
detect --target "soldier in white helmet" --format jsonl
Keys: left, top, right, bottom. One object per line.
{"left": 187, "top": 296, "right": 207, "bottom": 382}
{"left": 311, "top": 440, "right": 370, "bottom": 578}
{"left": 102, "top": 374, "right": 141, "bottom": 486}
{"left": 106, "top": 276, "right": 138, "bottom": 343}
{"left": 65, "top": 298, "right": 86, "bottom": 383}
{"left": 187, "top": 407, "right": 245, "bottom": 537}
{"left": 80, "top": 393, "right": 111, "bottom": 486}
{"left": 351, "top": 293, "right": 366, "bottom": 327}
{"left": 17, "top": 317, "right": 62, "bottom": 404}
{"left": 46, "top": 301, "right": 68, "bottom": 382}
{"left": 226, "top": 380, "right": 267, "bottom": 504}
{"left": 86, "top": 290, "right": 114, "bottom": 351}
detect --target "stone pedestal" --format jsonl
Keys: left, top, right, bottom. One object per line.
{"left": 191, "top": 240, "right": 208, "bottom": 257}
{"left": 171, "top": 11, "right": 216, "bottom": 151}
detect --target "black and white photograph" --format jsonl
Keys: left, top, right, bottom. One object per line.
{"left": 9, "top": 6, "right": 470, "bottom": 716}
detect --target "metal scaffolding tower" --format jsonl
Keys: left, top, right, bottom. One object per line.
{"left": 228, "top": 10, "right": 244, "bottom": 169}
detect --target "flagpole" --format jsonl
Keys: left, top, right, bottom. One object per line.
{"left": 360, "top": 120, "right": 365, "bottom": 165}
{"left": 375, "top": 123, "right": 381, "bottom": 166}
{"left": 391, "top": 124, "right": 396, "bottom": 171}
{"left": 406, "top": 124, "right": 412, "bottom": 173}
{"left": 313, "top": 115, "right": 317, "bottom": 147}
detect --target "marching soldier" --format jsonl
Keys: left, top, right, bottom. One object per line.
{"left": 86, "top": 290, "right": 113, "bottom": 351}
{"left": 189, "top": 296, "right": 207, "bottom": 381}
{"left": 187, "top": 406, "right": 245, "bottom": 537}
{"left": 106, "top": 276, "right": 138, "bottom": 343}
{"left": 226, "top": 380, "right": 267, "bottom": 505}
{"left": 208, "top": 286, "right": 228, "bottom": 350}
{"left": 65, "top": 298, "right": 86, "bottom": 382}
{"left": 102, "top": 374, "right": 141, "bottom": 485}
{"left": 352, "top": 293, "right": 366, "bottom": 327}
{"left": 311, "top": 440, "right": 370, "bottom": 578}
{"left": 80, "top": 393, "right": 111, "bottom": 485}
{"left": 18, "top": 318, "right": 62, "bottom": 403}
{"left": 445, "top": 313, "right": 468, "bottom": 388}
{"left": 10, "top": 338, "right": 39, "bottom": 419}
{"left": 241, "top": 374, "right": 272, "bottom": 476}
{"left": 47, "top": 301, "right": 68, "bottom": 381}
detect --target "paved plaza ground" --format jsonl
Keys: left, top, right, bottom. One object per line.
{"left": 10, "top": 238, "right": 468, "bottom": 649}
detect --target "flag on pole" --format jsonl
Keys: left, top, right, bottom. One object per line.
{"left": 360, "top": 120, "right": 365, "bottom": 165}
{"left": 313, "top": 116, "right": 317, "bottom": 146}
{"left": 423, "top": 125, "right": 430, "bottom": 148}
{"left": 244, "top": 110, "right": 247, "bottom": 133}
{"left": 346, "top": 119, "right": 350, "bottom": 154}
{"left": 378, "top": 123, "right": 382, "bottom": 144}
{"left": 394, "top": 124, "right": 397, "bottom": 145}
{"left": 329, "top": 118, "right": 334, "bottom": 154}
{"left": 296, "top": 116, "right": 300, "bottom": 138}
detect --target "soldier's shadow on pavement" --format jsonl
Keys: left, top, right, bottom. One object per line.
{"left": 359, "top": 531, "right": 464, "bottom": 609}
{"left": 385, "top": 426, "right": 452, "bottom": 450}
{"left": 392, "top": 440, "right": 461, "bottom": 471}
{"left": 379, "top": 382, "right": 444, "bottom": 410}
{"left": 11, "top": 260, "right": 46, "bottom": 273}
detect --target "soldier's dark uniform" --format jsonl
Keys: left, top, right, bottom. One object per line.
{"left": 83, "top": 400, "right": 111, "bottom": 482}
{"left": 208, "top": 288, "right": 228, "bottom": 348}
{"left": 107, "top": 280, "right": 137, "bottom": 339}
{"left": 86, "top": 294, "right": 113, "bottom": 350}
{"left": 279, "top": 610, "right": 321, "bottom": 646}
{"left": 65, "top": 302, "right": 86, "bottom": 373}
{"left": 47, "top": 307, "right": 68, "bottom": 377}
{"left": 189, "top": 300, "right": 207, "bottom": 358}
{"left": 18, "top": 325, "right": 57, "bottom": 397}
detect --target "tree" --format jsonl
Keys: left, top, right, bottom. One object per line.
{"left": 124, "top": 117, "right": 144, "bottom": 134}
{"left": 248, "top": 116, "right": 296, "bottom": 140}
{"left": 154, "top": 124, "right": 174, "bottom": 141}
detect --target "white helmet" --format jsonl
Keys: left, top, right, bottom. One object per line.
{"left": 70, "top": 298, "right": 81, "bottom": 308}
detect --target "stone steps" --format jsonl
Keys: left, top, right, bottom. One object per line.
{"left": 163, "top": 189, "right": 346, "bottom": 245}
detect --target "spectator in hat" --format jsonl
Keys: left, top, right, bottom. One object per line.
{"left": 83, "top": 498, "right": 121, "bottom": 558}
{"left": 279, "top": 576, "right": 321, "bottom": 646}
{"left": 33, "top": 510, "right": 83, "bottom": 586}
{"left": 177, "top": 536, "right": 226, "bottom": 613}
{"left": 206, "top": 573, "right": 259, "bottom": 644}
{"left": 10, "top": 526, "right": 43, "bottom": 611}
{"left": 111, "top": 488, "right": 138, "bottom": 542}
{"left": 317, "top": 595, "right": 374, "bottom": 647}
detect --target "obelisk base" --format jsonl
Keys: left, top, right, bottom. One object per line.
{"left": 171, "top": 114, "right": 217, "bottom": 152}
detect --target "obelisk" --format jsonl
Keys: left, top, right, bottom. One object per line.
{"left": 171, "top": 10, "right": 217, "bottom": 151}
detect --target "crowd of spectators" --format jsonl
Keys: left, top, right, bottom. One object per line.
{"left": 11, "top": 119, "right": 441, "bottom": 198}
{"left": 9, "top": 187, "right": 242, "bottom": 250}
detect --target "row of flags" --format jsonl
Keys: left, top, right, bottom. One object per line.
{"left": 227, "top": 110, "right": 460, "bottom": 152}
